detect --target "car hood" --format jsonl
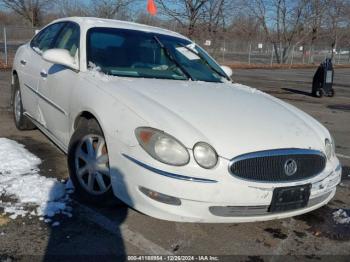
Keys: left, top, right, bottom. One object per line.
{"left": 91, "top": 76, "right": 329, "bottom": 159}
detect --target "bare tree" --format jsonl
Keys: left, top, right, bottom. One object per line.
{"left": 246, "top": 0, "right": 320, "bottom": 64}
{"left": 0, "top": 10, "right": 10, "bottom": 25}
{"left": 228, "top": 14, "right": 260, "bottom": 42}
{"left": 135, "top": 11, "right": 166, "bottom": 27}
{"left": 325, "top": 0, "right": 348, "bottom": 59}
{"left": 89, "top": 0, "right": 134, "bottom": 19}
{"left": 203, "top": 0, "right": 225, "bottom": 38}
{"left": 346, "top": 3, "right": 350, "bottom": 62}
{"left": 156, "top": 0, "right": 209, "bottom": 37}
{"left": 0, "top": 0, "right": 52, "bottom": 27}
{"left": 55, "top": 0, "right": 88, "bottom": 17}
{"left": 304, "top": 0, "right": 328, "bottom": 63}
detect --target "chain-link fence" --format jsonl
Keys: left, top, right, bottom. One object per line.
{"left": 0, "top": 26, "right": 36, "bottom": 66}
{"left": 1, "top": 25, "right": 350, "bottom": 67}
{"left": 195, "top": 39, "right": 350, "bottom": 66}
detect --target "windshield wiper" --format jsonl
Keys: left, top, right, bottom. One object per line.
{"left": 153, "top": 35, "right": 193, "bottom": 81}
{"left": 177, "top": 43, "right": 230, "bottom": 81}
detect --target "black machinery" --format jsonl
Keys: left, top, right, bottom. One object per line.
{"left": 312, "top": 58, "right": 335, "bottom": 97}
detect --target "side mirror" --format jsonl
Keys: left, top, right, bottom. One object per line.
{"left": 42, "top": 49, "right": 79, "bottom": 71}
{"left": 221, "top": 65, "right": 233, "bottom": 78}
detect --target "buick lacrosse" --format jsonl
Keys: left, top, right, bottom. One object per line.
{"left": 12, "top": 17, "right": 342, "bottom": 222}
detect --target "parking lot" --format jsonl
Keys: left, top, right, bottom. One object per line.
{"left": 0, "top": 68, "right": 349, "bottom": 261}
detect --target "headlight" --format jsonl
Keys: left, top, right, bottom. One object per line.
{"left": 325, "top": 138, "right": 333, "bottom": 160}
{"left": 193, "top": 142, "right": 218, "bottom": 169}
{"left": 135, "top": 127, "right": 189, "bottom": 166}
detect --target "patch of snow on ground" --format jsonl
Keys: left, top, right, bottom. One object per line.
{"left": 333, "top": 209, "right": 350, "bottom": 224}
{"left": 0, "top": 138, "right": 74, "bottom": 222}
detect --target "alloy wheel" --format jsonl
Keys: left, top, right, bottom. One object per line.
{"left": 74, "top": 135, "right": 111, "bottom": 195}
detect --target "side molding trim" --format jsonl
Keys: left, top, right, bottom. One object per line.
{"left": 24, "top": 83, "right": 68, "bottom": 116}
{"left": 122, "top": 154, "right": 218, "bottom": 183}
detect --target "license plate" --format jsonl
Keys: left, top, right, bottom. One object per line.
{"left": 269, "top": 184, "right": 311, "bottom": 213}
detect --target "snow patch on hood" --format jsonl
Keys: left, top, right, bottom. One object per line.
{"left": 87, "top": 62, "right": 112, "bottom": 82}
{"left": 0, "top": 138, "right": 74, "bottom": 223}
{"left": 87, "top": 62, "right": 134, "bottom": 83}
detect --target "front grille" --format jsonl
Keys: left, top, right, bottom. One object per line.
{"left": 229, "top": 149, "right": 326, "bottom": 182}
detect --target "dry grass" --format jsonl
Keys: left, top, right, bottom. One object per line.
{"left": 0, "top": 61, "right": 11, "bottom": 70}
{"left": 0, "top": 214, "right": 10, "bottom": 226}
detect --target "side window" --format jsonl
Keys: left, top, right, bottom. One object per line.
{"left": 53, "top": 23, "right": 80, "bottom": 57}
{"left": 30, "top": 23, "right": 66, "bottom": 53}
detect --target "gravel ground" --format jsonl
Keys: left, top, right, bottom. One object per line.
{"left": 0, "top": 68, "right": 349, "bottom": 261}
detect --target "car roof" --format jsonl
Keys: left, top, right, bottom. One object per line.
{"left": 52, "top": 17, "right": 189, "bottom": 40}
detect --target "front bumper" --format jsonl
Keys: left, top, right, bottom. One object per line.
{"left": 108, "top": 145, "right": 342, "bottom": 223}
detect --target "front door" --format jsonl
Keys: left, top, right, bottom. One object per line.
{"left": 37, "top": 22, "right": 80, "bottom": 147}
{"left": 18, "top": 46, "right": 41, "bottom": 119}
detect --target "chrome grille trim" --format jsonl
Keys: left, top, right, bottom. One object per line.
{"left": 228, "top": 148, "right": 326, "bottom": 183}
{"left": 308, "top": 192, "right": 332, "bottom": 206}
{"left": 209, "top": 205, "right": 269, "bottom": 217}
{"left": 209, "top": 191, "right": 332, "bottom": 217}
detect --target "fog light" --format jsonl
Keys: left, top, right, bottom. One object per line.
{"left": 139, "top": 187, "right": 181, "bottom": 206}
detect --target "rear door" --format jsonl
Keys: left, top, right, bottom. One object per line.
{"left": 20, "top": 22, "right": 66, "bottom": 121}
{"left": 37, "top": 22, "right": 80, "bottom": 147}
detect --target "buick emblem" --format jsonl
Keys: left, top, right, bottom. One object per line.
{"left": 284, "top": 159, "right": 297, "bottom": 176}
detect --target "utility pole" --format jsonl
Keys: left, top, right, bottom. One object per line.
{"left": 31, "top": 0, "right": 34, "bottom": 28}
{"left": 270, "top": 45, "right": 274, "bottom": 66}
{"left": 4, "top": 27, "right": 8, "bottom": 66}
{"left": 248, "top": 43, "right": 252, "bottom": 64}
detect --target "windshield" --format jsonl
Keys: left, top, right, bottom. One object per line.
{"left": 86, "top": 27, "right": 229, "bottom": 83}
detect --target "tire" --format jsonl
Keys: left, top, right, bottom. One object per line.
{"left": 68, "top": 118, "right": 119, "bottom": 206}
{"left": 315, "top": 89, "right": 323, "bottom": 98}
{"left": 328, "top": 89, "right": 335, "bottom": 97}
{"left": 12, "top": 75, "right": 36, "bottom": 130}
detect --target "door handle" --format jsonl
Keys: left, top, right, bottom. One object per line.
{"left": 20, "top": 60, "right": 27, "bottom": 65}
{"left": 40, "top": 70, "right": 48, "bottom": 78}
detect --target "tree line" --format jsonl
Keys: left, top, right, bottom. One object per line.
{"left": 0, "top": 0, "right": 349, "bottom": 64}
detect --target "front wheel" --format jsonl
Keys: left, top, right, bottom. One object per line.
{"left": 68, "top": 119, "right": 118, "bottom": 206}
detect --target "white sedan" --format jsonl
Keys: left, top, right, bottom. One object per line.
{"left": 12, "top": 17, "right": 342, "bottom": 222}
